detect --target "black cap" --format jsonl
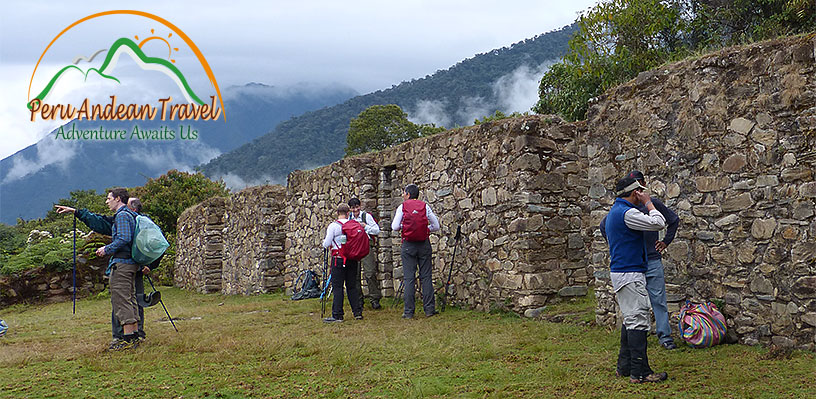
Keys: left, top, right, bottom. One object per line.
{"left": 615, "top": 176, "right": 648, "bottom": 197}
{"left": 627, "top": 170, "right": 645, "bottom": 182}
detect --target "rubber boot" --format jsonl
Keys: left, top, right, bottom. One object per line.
{"left": 628, "top": 329, "right": 667, "bottom": 383}
{"left": 616, "top": 326, "right": 630, "bottom": 377}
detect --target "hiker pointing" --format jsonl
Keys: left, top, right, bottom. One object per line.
{"left": 391, "top": 184, "right": 441, "bottom": 319}
{"left": 55, "top": 187, "right": 142, "bottom": 350}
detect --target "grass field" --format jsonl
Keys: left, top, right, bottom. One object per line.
{"left": 0, "top": 288, "right": 814, "bottom": 398}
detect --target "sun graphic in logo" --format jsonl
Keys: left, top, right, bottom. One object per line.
{"left": 135, "top": 29, "right": 179, "bottom": 63}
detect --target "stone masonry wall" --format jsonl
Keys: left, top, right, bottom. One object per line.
{"left": 222, "top": 186, "right": 287, "bottom": 295}
{"left": 176, "top": 196, "right": 227, "bottom": 293}
{"left": 586, "top": 35, "right": 816, "bottom": 350}
{"left": 175, "top": 34, "right": 816, "bottom": 349}
{"left": 177, "top": 187, "right": 287, "bottom": 295}
{"left": 284, "top": 116, "right": 592, "bottom": 312}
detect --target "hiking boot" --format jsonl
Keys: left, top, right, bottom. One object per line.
{"left": 661, "top": 340, "right": 677, "bottom": 350}
{"left": 108, "top": 339, "right": 139, "bottom": 351}
{"left": 615, "top": 369, "right": 630, "bottom": 378}
{"left": 108, "top": 338, "right": 124, "bottom": 350}
{"left": 630, "top": 372, "right": 668, "bottom": 384}
{"left": 354, "top": 314, "right": 363, "bottom": 320}
{"left": 402, "top": 313, "right": 413, "bottom": 319}
{"left": 371, "top": 299, "right": 381, "bottom": 310}
{"left": 425, "top": 310, "right": 439, "bottom": 317}
{"left": 323, "top": 317, "right": 344, "bottom": 323}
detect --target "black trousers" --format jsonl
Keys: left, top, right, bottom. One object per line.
{"left": 331, "top": 257, "right": 362, "bottom": 319}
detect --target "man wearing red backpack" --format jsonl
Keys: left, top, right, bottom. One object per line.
{"left": 321, "top": 203, "right": 368, "bottom": 322}
{"left": 391, "top": 184, "right": 441, "bottom": 319}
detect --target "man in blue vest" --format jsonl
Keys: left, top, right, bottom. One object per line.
{"left": 605, "top": 176, "right": 668, "bottom": 383}
{"left": 600, "top": 170, "right": 680, "bottom": 350}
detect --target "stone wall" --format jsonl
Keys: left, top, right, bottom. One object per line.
{"left": 174, "top": 34, "right": 816, "bottom": 349}
{"left": 222, "top": 186, "right": 287, "bottom": 295}
{"left": 176, "top": 196, "right": 227, "bottom": 293}
{"left": 283, "top": 116, "right": 592, "bottom": 312}
{"left": 176, "top": 186, "right": 287, "bottom": 295}
{"left": 586, "top": 35, "right": 816, "bottom": 350}
{"left": 1, "top": 236, "right": 109, "bottom": 308}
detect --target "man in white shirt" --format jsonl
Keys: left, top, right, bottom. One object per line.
{"left": 391, "top": 184, "right": 441, "bottom": 319}
{"left": 321, "top": 204, "right": 364, "bottom": 322}
{"left": 605, "top": 176, "right": 668, "bottom": 383}
{"left": 348, "top": 198, "right": 382, "bottom": 310}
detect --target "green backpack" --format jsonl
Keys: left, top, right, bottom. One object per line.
{"left": 130, "top": 212, "right": 169, "bottom": 265}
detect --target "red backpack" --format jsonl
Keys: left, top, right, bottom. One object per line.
{"left": 401, "top": 199, "right": 430, "bottom": 242}
{"left": 335, "top": 219, "right": 370, "bottom": 261}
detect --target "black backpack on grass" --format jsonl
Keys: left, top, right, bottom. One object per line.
{"left": 291, "top": 270, "right": 321, "bottom": 300}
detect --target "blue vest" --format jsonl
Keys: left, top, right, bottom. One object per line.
{"left": 607, "top": 198, "right": 648, "bottom": 273}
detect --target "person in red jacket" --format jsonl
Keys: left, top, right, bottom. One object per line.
{"left": 391, "top": 184, "right": 441, "bottom": 319}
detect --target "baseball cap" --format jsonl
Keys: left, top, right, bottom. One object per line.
{"left": 627, "top": 170, "right": 645, "bottom": 182}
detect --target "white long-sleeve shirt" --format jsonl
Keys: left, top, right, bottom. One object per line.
{"left": 391, "top": 203, "right": 441, "bottom": 232}
{"left": 322, "top": 218, "right": 348, "bottom": 250}
{"left": 349, "top": 210, "right": 380, "bottom": 237}
{"left": 610, "top": 207, "right": 666, "bottom": 292}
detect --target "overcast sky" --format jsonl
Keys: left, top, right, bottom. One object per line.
{"left": 0, "top": 0, "right": 598, "bottom": 160}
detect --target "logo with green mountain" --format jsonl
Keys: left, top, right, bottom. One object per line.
{"left": 27, "top": 10, "right": 226, "bottom": 122}
{"left": 29, "top": 36, "right": 206, "bottom": 109}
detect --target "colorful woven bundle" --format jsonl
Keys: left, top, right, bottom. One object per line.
{"left": 678, "top": 301, "right": 727, "bottom": 348}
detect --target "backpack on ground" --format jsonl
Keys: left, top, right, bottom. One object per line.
{"left": 678, "top": 301, "right": 727, "bottom": 348}
{"left": 291, "top": 270, "right": 321, "bottom": 300}
{"left": 401, "top": 199, "right": 429, "bottom": 242}
{"left": 129, "top": 211, "right": 170, "bottom": 265}
{"left": 335, "top": 219, "right": 370, "bottom": 261}
{"left": 0, "top": 319, "right": 8, "bottom": 337}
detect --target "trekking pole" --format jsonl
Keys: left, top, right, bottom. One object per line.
{"left": 146, "top": 275, "right": 178, "bottom": 332}
{"left": 72, "top": 213, "right": 77, "bottom": 314}
{"left": 440, "top": 226, "right": 462, "bottom": 312}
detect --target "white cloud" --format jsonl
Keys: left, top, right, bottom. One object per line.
{"left": 408, "top": 99, "right": 452, "bottom": 128}
{"left": 2, "top": 133, "right": 78, "bottom": 183}
{"left": 214, "top": 173, "right": 282, "bottom": 191}
{"left": 493, "top": 62, "right": 555, "bottom": 114}
{"left": 125, "top": 141, "right": 221, "bottom": 173}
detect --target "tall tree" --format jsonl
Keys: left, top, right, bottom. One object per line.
{"left": 534, "top": 0, "right": 816, "bottom": 121}
{"left": 131, "top": 170, "right": 229, "bottom": 236}
{"left": 345, "top": 105, "right": 444, "bottom": 156}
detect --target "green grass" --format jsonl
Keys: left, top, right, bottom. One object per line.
{"left": 1, "top": 289, "right": 814, "bottom": 398}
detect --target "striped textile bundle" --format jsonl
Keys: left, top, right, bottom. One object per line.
{"left": 678, "top": 301, "right": 727, "bottom": 348}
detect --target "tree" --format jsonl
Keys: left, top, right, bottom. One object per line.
{"left": 534, "top": 0, "right": 816, "bottom": 122}
{"left": 534, "top": 0, "right": 688, "bottom": 121}
{"left": 345, "top": 105, "right": 444, "bottom": 156}
{"left": 130, "top": 170, "right": 229, "bottom": 236}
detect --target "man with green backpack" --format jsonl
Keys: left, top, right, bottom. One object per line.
{"left": 55, "top": 189, "right": 167, "bottom": 350}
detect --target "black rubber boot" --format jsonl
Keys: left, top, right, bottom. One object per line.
{"left": 628, "top": 329, "right": 667, "bottom": 383}
{"left": 628, "top": 329, "right": 653, "bottom": 379}
{"left": 616, "top": 326, "right": 630, "bottom": 377}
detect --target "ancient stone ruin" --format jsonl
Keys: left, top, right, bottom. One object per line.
{"left": 176, "top": 35, "right": 816, "bottom": 350}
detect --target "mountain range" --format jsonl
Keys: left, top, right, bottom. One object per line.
{"left": 1, "top": 24, "right": 577, "bottom": 224}
{"left": 0, "top": 82, "right": 357, "bottom": 224}
{"left": 200, "top": 24, "right": 577, "bottom": 182}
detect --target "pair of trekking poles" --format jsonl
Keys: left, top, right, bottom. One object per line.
{"left": 388, "top": 225, "right": 462, "bottom": 312}
{"left": 71, "top": 214, "right": 178, "bottom": 332}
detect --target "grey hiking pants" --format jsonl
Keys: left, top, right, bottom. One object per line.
{"left": 401, "top": 239, "right": 435, "bottom": 316}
